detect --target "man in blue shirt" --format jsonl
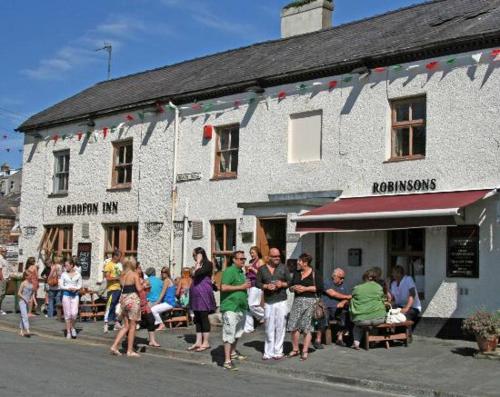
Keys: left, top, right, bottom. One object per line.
{"left": 314, "top": 268, "right": 352, "bottom": 349}
{"left": 145, "top": 268, "right": 163, "bottom": 303}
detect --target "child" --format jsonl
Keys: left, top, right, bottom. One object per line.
{"left": 18, "top": 271, "right": 33, "bottom": 337}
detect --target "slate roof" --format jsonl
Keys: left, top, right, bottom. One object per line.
{"left": 18, "top": 0, "right": 500, "bottom": 131}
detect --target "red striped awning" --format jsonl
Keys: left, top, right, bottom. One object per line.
{"left": 295, "top": 189, "right": 494, "bottom": 232}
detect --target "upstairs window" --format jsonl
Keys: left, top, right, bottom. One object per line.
{"left": 288, "top": 110, "right": 322, "bottom": 163}
{"left": 53, "top": 150, "right": 70, "bottom": 193}
{"left": 112, "top": 140, "right": 133, "bottom": 188}
{"left": 211, "top": 220, "right": 236, "bottom": 271}
{"left": 214, "top": 124, "right": 239, "bottom": 179}
{"left": 391, "top": 97, "right": 426, "bottom": 160}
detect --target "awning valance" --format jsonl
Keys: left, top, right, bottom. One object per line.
{"left": 294, "top": 189, "right": 495, "bottom": 232}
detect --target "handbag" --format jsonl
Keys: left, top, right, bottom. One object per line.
{"left": 386, "top": 308, "right": 407, "bottom": 324}
{"left": 47, "top": 268, "right": 59, "bottom": 287}
{"left": 311, "top": 271, "right": 328, "bottom": 321}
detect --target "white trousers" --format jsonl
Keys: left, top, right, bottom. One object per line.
{"left": 263, "top": 300, "right": 288, "bottom": 359}
{"left": 244, "top": 287, "right": 265, "bottom": 333}
{"left": 151, "top": 302, "right": 173, "bottom": 325}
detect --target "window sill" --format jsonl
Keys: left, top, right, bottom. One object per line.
{"left": 107, "top": 185, "right": 132, "bottom": 192}
{"left": 384, "top": 156, "right": 425, "bottom": 164}
{"left": 48, "top": 192, "right": 68, "bottom": 198}
{"left": 210, "top": 175, "right": 238, "bottom": 181}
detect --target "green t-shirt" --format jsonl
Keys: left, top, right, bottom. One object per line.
{"left": 220, "top": 265, "right": 248, "bottom": 313}
{"left": 349, "top": 281, "right": 387, "bottom": 322}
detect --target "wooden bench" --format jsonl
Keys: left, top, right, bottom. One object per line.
{"left": 78, "top": 303, "right": 106, "bottom": 322}
{"left": 361, "top": 321, "right": 414, "bottom": 350}
{"left": 163, "top": 308, "right": 190, "bottom": 328}
{"left": 323, "top": 319, "right": 339, "bottom": 345}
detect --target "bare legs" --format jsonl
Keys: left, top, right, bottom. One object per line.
{"left": 110, "top": 317, "right": 140, "bottom": 357}
{"left": 291, "top": 330, "right": 312, "bottom": 360}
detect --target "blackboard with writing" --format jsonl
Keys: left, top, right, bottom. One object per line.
{"left": 447, "top": 225, "right": 479, "bottom": 278}
{"left": 77, "top": 243, "right": 92, "bottom": 279}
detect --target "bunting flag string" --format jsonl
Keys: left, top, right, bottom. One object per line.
{"left": 26, "top": 47, "right": 500, "bottom": 149}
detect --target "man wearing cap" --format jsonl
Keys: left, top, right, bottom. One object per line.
{"left": 0, "top": 247, "right": 10, "bottom": 315}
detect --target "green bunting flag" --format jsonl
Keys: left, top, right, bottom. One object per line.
{"left": 446, "top": 58, "right": 457, "bottom": 64}
{"left": 298, "top": 83, "right": 307, "bottom": 93}
{"left": 392, "top": 65, "right": 403, "bottom": 71}
{"left": 138, "top": 112, "right": 145, "bottom": 122}
{"left": 343, "top": 76, "right": 353, "bottom": 83}
{"left": 203, "top": 103, "right": 213, "bottom": 112}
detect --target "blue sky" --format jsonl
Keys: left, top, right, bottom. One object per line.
{"left": 0, "top": 0, "right": 425, "bottom": 169}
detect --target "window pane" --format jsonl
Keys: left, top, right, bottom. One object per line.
{"left": 126, "top": 226, "right": 133, "bottom": 251}
{"left": 118, "top": 146, "right": 125, "bottom": 165}
{"left": 412, "top": 101, "right": 426, "bottom": 120}
{"left": 125, "top": 144, "right": 133, "bottom": 163}
{"left": 214, "top": 224, "right": 224, "bottom": 251}
{"left": 395, "top": 103, "right": 410, "bottom": 122}
{"left": 391, "top": 230, "right": 406, "bottom": 251}
{"left": 125, "top": 165, "right": 132, "bottom": 183}
{"left": 117, "top": 167, "right": 125, "bottom": 184}
{"left": 226, "top": 223, "right": 236, "bottom": 251}
{"left": 64, "top": 155, "right": 70, "bottom": 172}
{"left": 220, "top": 131, "right": 230, "bottom": 150}
{"left": 230, "top": 129, "right": 239, "bottom": 149}
{"left": 230, "top": 152, "right": 238, "bottom": 173}
{"left": 413, "top": 126, "right": 426, "bottom": 156}
{"left": 408, "top": 229, "right": 424, "bottom": 251}
{"left": 393, "top": 128, "right": 410, "bottom": 157}
{"left": 219, "top": 152, "right": 230, "bottom": 173}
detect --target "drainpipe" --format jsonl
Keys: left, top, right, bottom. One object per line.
{"left": 182, "top": 198, "right": 189, "bottom": 269}
{"left": 168, "top": 101, "right": 179, "bottom": 272}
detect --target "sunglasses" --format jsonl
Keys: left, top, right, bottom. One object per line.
{"left": 270, "top": 255, "right": 280, "bottom": 258}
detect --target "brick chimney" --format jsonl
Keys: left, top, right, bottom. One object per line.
{"left": 1, "top": 163, "right": 10, "bottom": 176}
{"left": 281, "top": 0, "right": 334, "bottom": 38}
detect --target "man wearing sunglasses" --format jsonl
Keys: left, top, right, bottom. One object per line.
{"left": 314, "top": 268, "right": 352, "bottom": 349}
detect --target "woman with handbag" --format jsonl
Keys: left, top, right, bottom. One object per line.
{"left": 188, "top": 247, "right": 216, "bottom": 352}
{"left": 286, "top": 253, "right": 323, "bottom": 361}
{"left": 59, "top": 258, "right": 82, "bottom": 339}
{"left": 46, "top": 257, "right": 63, "bottom": 318}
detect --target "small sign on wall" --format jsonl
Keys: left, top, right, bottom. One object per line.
{"left": 77, "top": 243, "right": 92, "bottom": 279}
{"left": 348, "top": 248, "right": 362, "bottom": 267}
{"left": 287, "top": 233, "right": 301, "bottom": 243}
{"left": 447, "top": 225, "right": 479, "bottom": 278}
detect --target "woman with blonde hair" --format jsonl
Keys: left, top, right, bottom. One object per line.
{"left": 176, "top": 267, "right": 193, "bottom": 308}
{"left": 18, "top": 271, "right": 34, "bottom": 337}
{"left": 110, "top": 257, "right": 143, "bottom": 357}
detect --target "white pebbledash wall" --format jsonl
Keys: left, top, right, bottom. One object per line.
{"left": 19, "top": 48, "right": 500, "bottom": 317}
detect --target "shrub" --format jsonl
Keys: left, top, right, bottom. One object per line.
{"left": 462, "top": 309, "right": 500, "bottom": 340}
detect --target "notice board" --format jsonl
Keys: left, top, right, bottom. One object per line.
{"left": 447, "top": 225, "right": 479, "bottom": 278}
{"left": 77, "top": 242, "right": 92, "bottom": 279}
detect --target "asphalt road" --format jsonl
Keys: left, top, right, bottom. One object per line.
{"left": 0, "top": 330, "right": 400, "bottom": 397}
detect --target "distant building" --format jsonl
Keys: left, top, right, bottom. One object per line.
{"left": 0, "top": 163, "right": 21, "bottom": 244}
{"left": 0, "top": 163, "right": 22, "bottom": 196}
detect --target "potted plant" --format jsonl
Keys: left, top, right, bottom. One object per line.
{"left": 462, "top": 309, "right": 500, "bottom": 353}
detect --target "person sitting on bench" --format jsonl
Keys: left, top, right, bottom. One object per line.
{"left": 389, "top": 265, "right": 421, "bottom": 322}
{"left": 313, "top": 267, "right": 352, "bottom": 349}
{"left": 349, "top": 269, "right": 387, "bottom": 350}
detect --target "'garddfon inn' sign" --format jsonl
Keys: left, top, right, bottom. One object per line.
{"left": 57, "top": 202, "right": 118, "bottom": 216}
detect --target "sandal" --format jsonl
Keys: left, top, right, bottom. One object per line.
{"left": 110, "top": 347, "right": 122, "bottom": 356}
{"left": 195, "top": 345, "right": 211, "bottom": 352}
{"left": 300, "top": 352, "right": 308, "bottom": 361}
{"left": 148, "top": 343, "right": 161, "bottom": 348}
{"left": 126, "top": 351, "right": 141, "bottom": 357}
{"left": 286, "top": 350, "right": 300, "bottom": 358}
{"left": 187, "top": 345, "right": 200, "bottom": 351}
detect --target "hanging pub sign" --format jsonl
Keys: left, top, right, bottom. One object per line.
{"left": 56, "top": 201, "right": 118, "bottom": 216}
{"left": 372, "top": 178, "right": 437, "bottom": 194}
{"left": 447, "top": 225, "right": 479, "bottom": 278}
{"left": 77, "top": 242, "right": 92, "bottom": 279}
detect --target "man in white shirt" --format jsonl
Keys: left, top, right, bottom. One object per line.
{"left": 390, "top": 265, "right": 421, "bottom": 322}
{"left": 0, "top": 247, "right": 10, "bottom": 315}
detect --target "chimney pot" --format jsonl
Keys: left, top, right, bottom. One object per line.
{"left": 281, "top": 0, "right": 334, "bottom": 38}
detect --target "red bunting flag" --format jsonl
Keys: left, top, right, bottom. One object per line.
{"left": 277, "top": 91, "right": 286, "bottom": 101}
{"left": 103, "top": 128, "right": 109, "bottom": 138}
{"left": 328, "top": 80, "right": 338, "bottom": 90}
{"left": 491, "top": 49, "right": 500, "bottom": 57}
{"left": 77, "top": 132, "right": 83, "bottom": 141}
{"left": 125, "top": 114, "right": 134, "bottom": 121}
{"left": 192, "top": 103, "right": 202, "bottom": 111}
{"left": 53, "top": 134, "right": 59, "bottom": 143}
{"left": 155, "top": 102, "right": 165, "bottom": 113}
{"left": 234, "top": 100, "right": 241, "bottom": 108}
{"left": 374, "top": 67, "right": 385, "bottom": 73}
{"left": 426, "top": 61, "right": 439, "bottom": 70}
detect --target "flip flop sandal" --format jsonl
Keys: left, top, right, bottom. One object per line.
{"left": 286, "top": 350, "right": 300, "bottom": 358}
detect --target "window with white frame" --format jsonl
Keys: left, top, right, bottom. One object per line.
{"left": 53, "top": 150, "right": 70, "bottom": 193}
{"left": 288, "top": 110, "right": 322, "bottom": 163}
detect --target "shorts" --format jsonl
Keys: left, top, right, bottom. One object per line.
{"left": 222, "top": 311, "right": 245, "bottom": 344}
{"left": 120, "top": 293, "right": 141, "bottom": 321}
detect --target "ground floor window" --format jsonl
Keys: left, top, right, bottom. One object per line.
{"left": 388, "top": 229, "right": 425, "bottom": 298}
{"left": 39, "top": 225, "right": 73, "bottom": 260}
{"left": 211, "top": 220, "right": 236, "bottom": 271}
{"left": 104, "top": 223, "right": 138, "bottom": 259}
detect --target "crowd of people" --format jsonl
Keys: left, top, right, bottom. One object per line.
{"left": 0, "top": 244, "right": 421, "bottom": 368}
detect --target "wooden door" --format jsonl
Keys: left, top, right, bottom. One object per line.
{"left": 256, "top": 218, "right": 287, "bottom": 262}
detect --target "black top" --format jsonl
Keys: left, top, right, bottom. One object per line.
{"left": 255, "top": 264, "right": 291, "bottom": 304}
{"left": 290, "top": 269, "right": 323, "bottom": 298}
{"left": 122, "top": 285, "right": 138, "bottom": 294}
{"left": 193, "top": 261, "right": 213, "bottom": 280}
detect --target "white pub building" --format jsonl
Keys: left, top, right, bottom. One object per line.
{"left": 16, "top": 0, "right": 500, "bottom": 336}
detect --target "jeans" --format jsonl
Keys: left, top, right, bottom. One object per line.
{"left": 106, "top": 290, "right": 121, "bottom": 324}
{"left": 19, "top": 300, "right": 29, "bottom": 331}
{"left": 47, "top": 289, "right": 62, "bottom": 318}
{"left": 0, "top": 279, "right": 7, "bottom": 311}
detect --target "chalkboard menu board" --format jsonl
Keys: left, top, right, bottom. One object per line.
{"left": 447, "top": 225, "right": 479, "bottom": 278}
{"left": 77, "top": 243, "right": 92, "bottom": 279}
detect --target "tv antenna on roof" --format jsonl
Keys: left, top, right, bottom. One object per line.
{"left": 96, "top": 42, "right": 112, "bottom": 80}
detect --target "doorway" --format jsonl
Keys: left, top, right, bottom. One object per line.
{"left": 256, "top": 217, "right": 287, "bottom": 262}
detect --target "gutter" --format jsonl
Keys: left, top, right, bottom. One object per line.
{"left": 168, "top": 101, "right": 180, "bottom": 271}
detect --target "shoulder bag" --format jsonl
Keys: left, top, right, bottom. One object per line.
{"left": 311, "top": 271, "right": 328, "bottom": 321}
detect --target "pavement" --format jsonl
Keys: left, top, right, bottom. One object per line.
{"left": 0, "top": 302, "right": 499, "bottom": 397}
{"left": 0, "top": 330, "right": 389, "bottom": 397}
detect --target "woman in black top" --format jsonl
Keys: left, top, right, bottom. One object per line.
{"left": 286, "top": 253, "right": 322, "bottom": 361}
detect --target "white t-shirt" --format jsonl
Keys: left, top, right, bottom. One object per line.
{"left": 390, "top": 275, "right": 421, "bottom": 311}
{"left": 0, "top": 255, "right": 10, "bottom": 279}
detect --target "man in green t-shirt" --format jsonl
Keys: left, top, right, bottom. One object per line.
{"left": 220, "top": 250, "right": 250, "bottom": 370}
